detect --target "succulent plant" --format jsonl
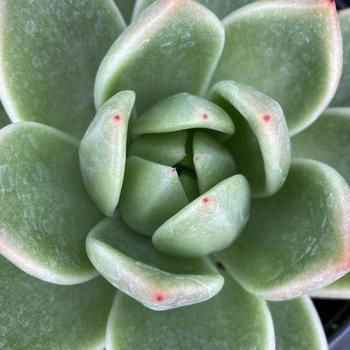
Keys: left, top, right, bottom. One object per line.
{"left": 0, "top": 0, "right": 350, "bottom": 349}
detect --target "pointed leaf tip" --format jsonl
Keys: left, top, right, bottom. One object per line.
{"left": 106, "top": 271, "right": 274, "bottom": 350}
{"left": 153, "top": 175, "right": 250, "bottom": 257}
{"left": 213, "top": 0, "right": 342, "bottom": 135}
{"left": 80, "top": 91, "right": 135, "bottom": 217}
{"left": 86, "top": 217, "right": 224, "bottom": 311}
{"left": 209, "top": 80, "right": 290, "bottom": 197}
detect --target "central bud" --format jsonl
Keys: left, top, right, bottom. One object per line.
{"left": 118, "top": 93, "right": 250, "bottom": 257}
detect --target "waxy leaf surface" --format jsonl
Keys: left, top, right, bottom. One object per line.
{"left": 0, "top": 0, "right": 125, "bottom": 137}
{"left": 0, "top": 255, "right": 114, "bottom": 350}
{"left": 153, "top": 175, "right": 250, "bottom": 257}
{"left": 213, "top": 0, "right": 342, "bottom": 135}
{"left": 80, "top": 91, "right": 135, "bottom": 217}
{"left": 217, "top": 159, "right": 350, "bottom": 300}
{"left": 106, "top": 271, "right": 274, "bottom": 350}
{"left": 95, "top": 0, "right": 225, "bottom": 113}
{"left": 268, "top": 297, "right": 328, "bottom": 350}
{"left": 86, "top": 217, "right": 224, "bottom": 311}
{"left": 209, "top": 80, "right": 290, "bottom": 197}
{"left": 0, "top": 122, "right": 102, "bottom": 284}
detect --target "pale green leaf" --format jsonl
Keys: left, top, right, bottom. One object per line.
{"left": 132, "top": 93, "right": 235, "bottom": 137}
{"left": 86, "top": 217, "right": 224, "bottom": 311}
{"left": 292, "top": 108, "right": 350, "bottom": 184}
{"left": 213, "top": 0, "right": 342, "bottom": 135}
{"left": 131, "top": 0, "right": 258, "bottom": 21}
{"left": 0, "top": 255, "right": 115, "bottom": 350}
{"left": 193, "top": 131, "right": 236, "bottom": 193}
{"left": 129, "top": 131, "right": 188, "bottom": 166}
{"left": 106, "top": 271, "right": 274, "bottom": 350}
{"left": 80, "top": 91, "right": 135, "bottom": 217}
{"left": 153, "top": 175, "right": 250, "bottom": 257}
{"left": 119, "top": 156, "right": 188, "bottom": 235}
{"left": 0, "top": 122, "right": 102, "bottom": 284}
{"left": 95, "top": 0, "right": 224, "bottom": 113}
{"left": 268, "top": 297, "right": 328, "bottom": 350}
{"left": 209, "top": 80, "right": 290, "bottom": 197}
{"left": 0, "top": 0, "right": 125, "bottom": 137}
{"left": 331, "top": 9, "right": 350, "bottom": 106}
{"left": 217, "top": 159, "right": 350, "bottom": 300}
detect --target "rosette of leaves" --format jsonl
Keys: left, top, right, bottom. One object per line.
{"left": 0, "top": 0, "right": 349, "bottom": 349}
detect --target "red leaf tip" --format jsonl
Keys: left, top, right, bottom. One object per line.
{"left": 262, "top": 114, "right": 272, "bottom": 123}
{"left": 154, "top": 293, "right": 165, "bottom": 302}
{"left": 113, "top": 114, "right": 122, "bottom": 122}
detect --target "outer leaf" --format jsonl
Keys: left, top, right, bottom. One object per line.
{"left": 0, "top": 255, "right": 115, "bottom": 350}
{"left": 209, "top": 80, "right": 290, "bottom": 197}
{"left": 129, "top": 131, "right": 188, "bottom": 166}
{"left": 86, "top": 217, "right": 224, "bottom": 311}
{"left": 80, "top": 91, "right": 135, "bottom": 217}
{"left": 193, "top": 131, "right": 236, "bottom": 193}
{"left": 132, "top": 93, "right": 235, "bottom": 137}
{"left": 331, "top": 9, "right": 350, "bottom": 106}
{"left": 153, "top": 175, "right": 250, "bottom": 257}
{"left": 217, "top": 159, "right": 350, "bottom": 300}
{"left": 0, "top": 0, "right": 125, "bottom": 137}
{"left": 119, "top": 156, "right": 188, "bottom": 235}
{"left": 94, "top": 0, "right": 225, "bottom": 113}
{"left": 213, "top": 0, "right": 342, "bottom": 135}
{"left": 131, "top": 0, "right": 257, "bottom": 21}
{"left": 0, "top": 122, "right": 102, "bottom": 284}
{"left": 114, "top": 0, "right": 136, "bottom": 23}
{"left": 106, "top": 271, "right": 275, "bottom": 350}
{"left": 268, "top": 297, "right": 328, "bottom": 350}
{"left": 311, "top": 273, "right": 350, "bottom": 299}
{"left": 292, "top": 108, "right": 350, "bottom": 184}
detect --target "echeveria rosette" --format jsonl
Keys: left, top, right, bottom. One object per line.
{"left": 0, "top": 0, "right": 348, "bottom": 349}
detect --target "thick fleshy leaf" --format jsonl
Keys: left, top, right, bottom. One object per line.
{"left": 311, "top": 273, "right": 350, "bottom": 299}
{"left": 209, "top": 80, "right": 290, "bottom": 197}
{"left": 0, "top": 255, "right": 114, "bottom": 350}
{"left": 80, "top": 91, "right": 135, "bottom": 217}
{"left": 129, "top": 131, "right": 188, "bottom": 166}
{"left": 331, "top": 9, "right": 350, "bottom": 106}
{"left": 268, "top": 297, "right": 328, "bottom": 350}
{"left": 217, "top": 159, "right": 350, "bottom": 300}
{"left": 86, "top": 217, "right": 224, "bottom": 311}
{"left": 106, "top": 271, "right": 275, "bottom": 350}
{"left": 132, "top": 93, "right": 235, "bottom": 137}
{"left": 131, "top": 0, "right": 258, "bottom": 21}
{"left": 0, "top": 122, "right": 102, "bottom": 284}
{"left": 193, "top": 131, "right": 236, "bottom": 193}
{"left": 292, "top": 108, "right": 350, "bottom": 184}
{"left": 153, "top": 175, "right": 250, "bottom": 257}
{"left": 0, "top": 0, "right": 125, "bottom": 137}
{"left": 213, "top": 0, "right": 342, "bottom": 135}
{"left": 95, "top": 0, "right": 225, "bottom": 113}
{"left": 119, "top": 156, "right": 188, "bottom": 235}
{"left": 114, "top": 0, "right": 136, "bottom": 23}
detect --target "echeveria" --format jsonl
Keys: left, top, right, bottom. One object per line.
{"left": 0, "top": 0, "right": 349, "bottom": 349}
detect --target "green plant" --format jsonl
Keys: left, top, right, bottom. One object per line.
{"left": 0, "top": 0, "right": 349, "bottom": 348}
